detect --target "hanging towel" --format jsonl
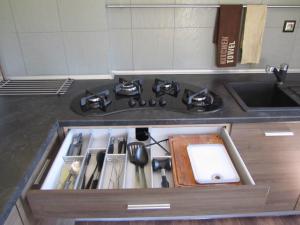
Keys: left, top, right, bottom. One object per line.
{"left": 241, "top": 5, "right": 267, "bottom": 64}
{"left": 214, "top": 5, "right": 243, "bottom": 67}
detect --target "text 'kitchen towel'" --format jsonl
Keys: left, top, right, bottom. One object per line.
{"left": 241, "top": 5, "right": 267, "bottom": 64}
{"left": 214, "top": 5, "right": 243, "bottom": 67}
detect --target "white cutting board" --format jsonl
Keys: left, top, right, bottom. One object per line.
{"left": 187, "top": 144, "right": 240, "bottom": 184}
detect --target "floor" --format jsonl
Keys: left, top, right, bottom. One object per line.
{"left": 75, "top": 216, "right": 300, "bottom": 225}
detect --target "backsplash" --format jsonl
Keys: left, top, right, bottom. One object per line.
{"left": 0, "top": 0, "right": 299, "bottom": 78}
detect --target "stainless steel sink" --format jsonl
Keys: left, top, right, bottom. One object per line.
{"left": 225, "top": 82, "right": 300, "bottom": 112}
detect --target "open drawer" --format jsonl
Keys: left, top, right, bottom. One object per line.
{"left": 26, "top": 125, "right": 269, "bottom": 219}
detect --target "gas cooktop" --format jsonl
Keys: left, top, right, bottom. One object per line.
{"left": 71, "top": 78, "right": 223, "bottom": 116}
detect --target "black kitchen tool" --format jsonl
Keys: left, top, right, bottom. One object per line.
{"left": 152, "top": 158, "right": 172, "bottom": 188}
{"left": 123, "top": 137, "right": 127, "bottom": 154}
{"left": 136, "top": 128, "right": 149, "bottom": 141}
{"left": 118, "top": 138, "right": 124, "bottom": 154}
{"left": 67, "top": 133, "right": 83, "bottom": 156}
{"left": 145, "top": 132, "right": 170, "bottom": 155}
{"left": 145, "top": 138, "right": 168, "bottom": 147}
{"left": 80, "top": 153, "right": 91, "bottom": 189}
{"left": 127, "top": 142, "right": 149, "bottom": 188}
{"left": 85, "top": 151, "right": 105, "bottom": 189}
{"left": 107, "top": 137, "right": 115, "bottom": 154}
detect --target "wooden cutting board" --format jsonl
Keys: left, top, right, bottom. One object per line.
{"left": 169, "top": 134, "right": 240, "bottom": 187}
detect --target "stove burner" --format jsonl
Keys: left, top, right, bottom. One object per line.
{"left": 182, "top": 88, "right": 222, "bottom": 112}
{"left": 152, "top": 79, "right": 180, "bottom": 97}
{"left": 114, "top": 78, "right": 143, "bottom": 96}
{"left": 80, "top": 89, "right": 112, "bottom": 111}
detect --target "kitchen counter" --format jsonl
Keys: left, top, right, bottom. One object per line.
{"left": 1, "top": 73, "right": 300, "bottom": 223}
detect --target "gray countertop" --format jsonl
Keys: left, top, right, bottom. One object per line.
{"left": 1, "top": 73, "right": 300, "bottom": 223}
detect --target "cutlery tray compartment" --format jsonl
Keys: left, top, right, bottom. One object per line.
{"left": 27, "top": 124, "right": 269, "bottom": 219}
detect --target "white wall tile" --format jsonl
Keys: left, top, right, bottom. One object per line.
{"left": 11, "top": 0, "right": 60, "bottom": 32}
{"left": 20, "top": 33, "right": 67, "bottom": 75}
{"left": 267, "top": 0, "right": 300, "bottom": 5}
{"left": 109, "top": 30, "right": 133, "bottom": 70}
{"left": 290, "top": 29, "right": 300, "bottom": 69}
{"left": 219, "top": 0, "right": 265, "bottom": 3}
{"left": 219, "top": 0, "right": 247, "bottom": 3}
{"left": 0, "top": 33, "right": 26, "bottom": 77}
{"left": 174, "top": 28, "right": 215, "bottom": 69}
{"left": 131, "top": 0, "right": 175, "bottom": 3}
{"left": 176, "top": 0, "right": 218, "bottom": 3}
{"left": 175, "top": 8, "right": 217, "bottom": 28}
{"left": 107, "top": 0, "right": 130, "bottom": 3}
{"left": 58, "top": 0, "right": 107, "bottom": 31}
{"left": 258, "top": 28, "right": 297, "bottom": 67}
{"left": 107, "top": 8, "right": 132, "bottom": 29}
{"left": 133, "top": 29, "right": 173, "bottom": 69}
{"left": 0, "top": 0, "right": 15, "bottom": 32}
{"left": 266, "top": 8, "right": 300, "bottom": 28}
{"left": 64, "top": 32, "right": 109, "bottom": 74}
{"left": 132, "top": 8, "right": 174, "bottom": 28}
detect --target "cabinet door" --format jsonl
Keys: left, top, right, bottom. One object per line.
{"left": 231, "top": 122, "right": 300, "bottom": 211}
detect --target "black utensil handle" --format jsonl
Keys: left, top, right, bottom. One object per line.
{"left": 91, "top": 179, "right": 99, "bottom": 189}
{"left": 81, "top": 176, "right": 86, "bottom": 189}
{"left": 108, "top": 138, "right": 115, "bottom": 154}
{"left": 118, "top": 139, "right": 123, "bottom": 154}
{"left": 146, "top": 132, "right": 170, "bottom": 155}
{"left": 85, "top": 164, "right": 97, "bottom": 189}
{"left": 97, "top": 155, "right": 105, "bottom": 172}
{"left": 140, "top": 167, "right": 147, "bottom": 188}
{"left": 80, "top": 153, "right": 91, "bottom": 189}
{"left": 85, "top": 153, "right": 91, "bottom": 165}
{"left": 123, "top": 137, "right": 127, "bottom": 154}
{"left": 145, "top": 138, "right": 169, "bottom": 147}
{"left": 161, "top": 175, "right": 169, "bottom": 188}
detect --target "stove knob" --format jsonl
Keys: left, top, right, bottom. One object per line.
{"left": 139, "top": 99, "right": 146, "bottom": 106}
{"left": 159, "top": 98, "right": 167, "bottom": 107}
{"left": 149, "top": 98, "right": 156, "bottom": 107}
{"left": 128, "top": 98, "right": 136, "bottom": 107}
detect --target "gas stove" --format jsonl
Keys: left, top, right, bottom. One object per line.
{"left": 71, "top": 78, "right": 223, "bottom": 116}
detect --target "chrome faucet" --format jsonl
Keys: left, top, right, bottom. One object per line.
{"left": 265, "top": 63, "right": 289, "bottom": 85}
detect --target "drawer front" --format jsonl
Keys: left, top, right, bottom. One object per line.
{"left": 231, "top": 122, "right": 300, "bottom": 211}
{"left": 27, "top": 185, "right": 268, "bottom": 218}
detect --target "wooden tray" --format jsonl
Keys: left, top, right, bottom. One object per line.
{"left": 169, "top": 134, "right": 241, "bottom": 187}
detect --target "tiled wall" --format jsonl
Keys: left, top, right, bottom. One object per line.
{"left": 0, "top": 0, "right": 300, "bottom": 78}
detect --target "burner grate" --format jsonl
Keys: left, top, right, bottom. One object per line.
{"left": 80, "top": 89, "right": 112, "bottom": 111}
{"left": 0, "top": 79, "right": 73, "bottom": 96}
{"left": 152, "top": 78, "right": 180, "bottom": 97}
{"left": 114, "top": 78, "right": 143, "bottom": 96}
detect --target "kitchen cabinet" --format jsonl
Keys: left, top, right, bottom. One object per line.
{"left": 25, "top": 124, "right": 268, "bottom": 220}
{"left": 4, "top": 206, "right": 23, "bottom": 225}
{"left": 231, "top": 122, "right": 300, "bottom": 211}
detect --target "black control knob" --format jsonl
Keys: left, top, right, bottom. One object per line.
{"left": 149, "top": 98, "right": 156, "bottom": 107}
{"left": 159, "top": 98, "right": 167, "bottom": 107}
{"left": 128, "top": 98, "right": 136, "bottom": 107}
{"left": 139, "top": 99, "right": 146, "bottom": 106}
